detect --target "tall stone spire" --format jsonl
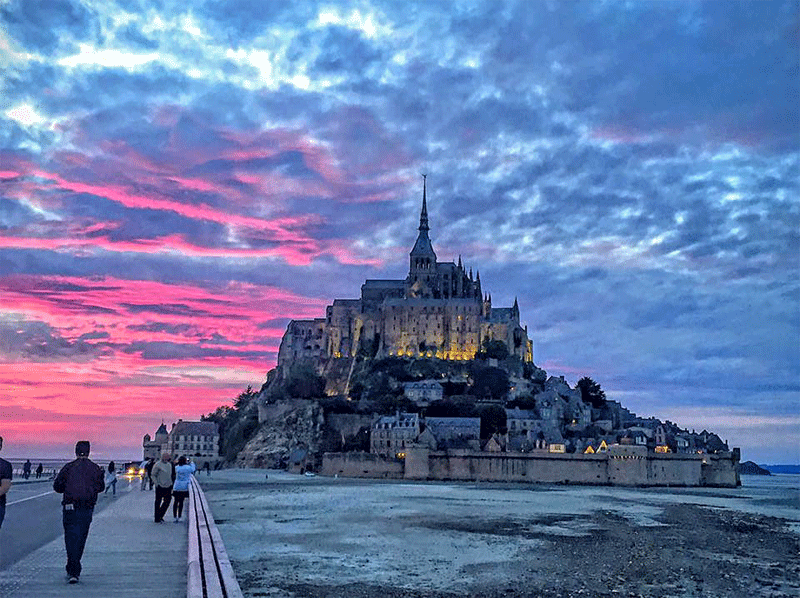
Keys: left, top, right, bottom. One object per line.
{"left": 409, "top": 174, "right": 436, "bottom": 277}
{"left": 419, "top": 173, "right": 429, "bottom": 233}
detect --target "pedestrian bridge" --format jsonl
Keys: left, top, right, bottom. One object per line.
{"left": 0, "top": 476, "right": 241, "bottom": 598}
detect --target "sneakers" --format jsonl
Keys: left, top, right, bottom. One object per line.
{"left": 68, "top": 576, "right": 79, "bottom": 584}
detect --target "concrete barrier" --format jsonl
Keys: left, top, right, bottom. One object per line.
{"left": 187, "top": 477, "right": 244, "bottom": 598}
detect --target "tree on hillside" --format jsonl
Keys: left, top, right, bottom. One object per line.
{"left": 478, "top": 404, "right": 507, "bottom": 438}
{"left": 374, "top": 393, "right": 417, "bottom": 415}
{"left": 479, "top": 338, "right": 510, "bottom": 360}
{"left": 426, "top": 399, "right": 478, "bottom": 418}
{"left": 507, "top": 393, "right": 537, "bottom": 410}
{"left": 468, "top": 364, "right": 509, "bottom": 402}
{"left": 285, "top": 364, "right": 326, "bottom": 399}
{"left": 202, "top": 385, "right": 260, "bottom": 461}
{"left": 369, "top": 357, "right": 416, "bottom": 382}
{"left": 577, "top": 377, "right": 607, "bottom": 408}
{"left": 234, "top": 385, "right": 257, "bottom": 409}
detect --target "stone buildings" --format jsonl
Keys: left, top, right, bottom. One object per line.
{"left": 142, "top": 419, "right": 220, "bottom": 469}
{"left": 403, "top": 379, "right": 443, "bottom": 407}
{"left": 277, "top": 178, "right": 533, "bottom": 374}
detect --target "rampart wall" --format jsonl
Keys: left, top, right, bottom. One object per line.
{"left": 323, "top": 452, "right": 404, "bottom": 479}
{"left": 323, "top": 446, "right": 740, "bottom": 488}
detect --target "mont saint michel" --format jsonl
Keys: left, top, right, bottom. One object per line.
{"left": 277, "top": 176, "right": 532, "bottom": 370}
{"left": 243, "top": 181, "right": 740, "bottom": 489}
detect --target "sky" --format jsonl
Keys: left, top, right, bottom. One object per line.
{"left": 0, "top": 0, "right": 797, "bottom": 464}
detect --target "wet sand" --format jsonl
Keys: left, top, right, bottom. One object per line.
{"left": 200, "top": 471, "right": 799, "bottom": 598}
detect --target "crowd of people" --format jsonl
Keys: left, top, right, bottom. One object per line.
{"left": 0, "top": 436, "right": 211, "bottom": 585}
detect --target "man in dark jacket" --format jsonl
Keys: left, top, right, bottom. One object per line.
{"left": 53, "top": 441, "right": 105, "bottom": 584}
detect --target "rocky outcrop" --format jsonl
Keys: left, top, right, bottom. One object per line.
{"left": 738, "top": 460, "right": 771, "bottom": 475}
{"left": 237, "top": 399, "right": 325, "bottom": 469}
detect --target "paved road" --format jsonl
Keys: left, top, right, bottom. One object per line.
{"left": 0, "top": 479, "right": 187, "bottom": 598}
{"left": 0, "top": 476, "right": 137, "bottom": 570}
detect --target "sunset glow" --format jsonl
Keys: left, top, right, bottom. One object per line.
{"left": 0, "top": 0, "right": 797, "bottom": 463}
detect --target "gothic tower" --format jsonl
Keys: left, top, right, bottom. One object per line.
{"left": 408, "top": 174, "right": 437, "bottom": 287}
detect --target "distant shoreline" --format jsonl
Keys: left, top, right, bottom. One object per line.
{"left": 762, "top": 464, "right": 800, "bottom": 475}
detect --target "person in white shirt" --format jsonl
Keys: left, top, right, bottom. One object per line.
{"left": 171, "top": 456, "right": 196, "bottom": 522}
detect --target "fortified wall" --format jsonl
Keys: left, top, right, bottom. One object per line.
{"left": 323, "top": 445, "right": 740, "bottom": 487}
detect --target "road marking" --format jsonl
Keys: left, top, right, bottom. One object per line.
{"left": 7, "top": 490, "right": 54, "bottom": 505}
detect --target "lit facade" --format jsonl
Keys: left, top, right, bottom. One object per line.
{"left": 142, "top": 420, "right": 220, "bottom": 469}
{"left": 277, "top": 178, "right": 533, "bottom": 373}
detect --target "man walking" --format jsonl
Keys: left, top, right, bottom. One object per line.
{"left": 0, "top": 436, "right": 12, "bottom": 529}
{"left": 151, "top": 452, "right": 175, "bottom": 523}
{"left": 139, "top": 458, "right": 149, "bottom": 490}
{"left": 144, "top": 457, "right": 155, "bottom": 490}
{"left": 53, "top": 441, "right": 104, "bottom": 584}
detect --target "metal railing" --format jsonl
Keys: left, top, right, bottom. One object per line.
{"left": 187, "top": 477, "right": 244, "bottom": 598}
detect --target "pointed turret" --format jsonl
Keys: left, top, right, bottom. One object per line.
{"left": 409, "top": 174, "right": 437, "bottom": 279}
{"left": 419, "top": 174, "right": 429, "bottom": 233}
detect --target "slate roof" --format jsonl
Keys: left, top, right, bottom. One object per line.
{"left": 170, "top": 420, "right": 218, "bottom": 436}
{"left": 362, "top": 279, "right": 405, "bottom": 288}
{"left": 425, "top": 417, "right": 480, "bottom": 440}
{"left": 506, "top": 408, "right": 537, "bottom": 420}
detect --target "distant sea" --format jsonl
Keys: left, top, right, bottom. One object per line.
{"left": 5, "top": 457, "right": 131, "bottom": 477}
{"left": 763, "top": 464, "right": 800, "bottom": 475}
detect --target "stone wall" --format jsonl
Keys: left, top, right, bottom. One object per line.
{"left": 327, "top": 413, "right": 375, "bottom": 438}
{"left": 399, "top": 445, "right": 739, "bottom": 487}
{"left": 322, "top": 452, "right": 404, "bottom": 478}
{"left": 701, "top": 449, "right": 741, "bottom": 487}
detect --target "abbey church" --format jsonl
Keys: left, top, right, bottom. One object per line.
{"left": 277, "top": 178, "right": 533, "bottom": 372}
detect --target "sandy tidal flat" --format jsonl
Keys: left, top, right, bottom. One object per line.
{"left": 200, "top": 470, "right": 799, "bottom": 598}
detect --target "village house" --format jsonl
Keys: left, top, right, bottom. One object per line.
{"left": 142, "top": 420, "right": 220, "bottom": 470}
{"left": 404, "top": 379, "right": 444, "bottom": 407}
{"left": 370, "top": 412, "right": 420, "bottom": 458}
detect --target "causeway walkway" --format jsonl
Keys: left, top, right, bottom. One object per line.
{"left": 0, "top": 482, "right": 188, "bottom": 597}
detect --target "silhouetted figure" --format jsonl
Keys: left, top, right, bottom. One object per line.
{"left": 144, "top": 458, "right": 155, "bottom": 490}
{"left": 53, "top": 441, "right": 104, "bottom": 584}
{"left": 104, "top": 461, "right": 117, "bottom": 496}
{"left": 139, "top": 458, "right": 149, "bottom": 490}
{"left": 35, "top": 463, "right": 43, "bottom": 479}
{"left": 23, "top": 459, "right": 31, "bottom": 480}
{"left": 0, "top": 437, "right": 12, "bottom": 529}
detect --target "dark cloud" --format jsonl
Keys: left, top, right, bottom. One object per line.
{"left": 0, "top": 318, "right": 110, "bottom": 360}
{"left": 120, "top": 303, "right": 249, "bottom": 319}
{"left": 127, "top": 322, "right": 198, "bottom": 334}
{"left": 256, "top": 317, "right": 291, "bottom": 329}
{"left": 122, "top": 340, "right": 274, "bottom": 360}
{"left": 116, "top": 23, "right": 159, "bottom": 50}
{"left": 0, "top": 0, "right": 95, "bottom": 54}
{"left": 0, "top": 197, "right": 43, "bottom": 227}
{"left": 312, "top": 25, "right": 385, "bottom": 74}
{"left": 196, "top": 0, "right": 302, "bottom": 43}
